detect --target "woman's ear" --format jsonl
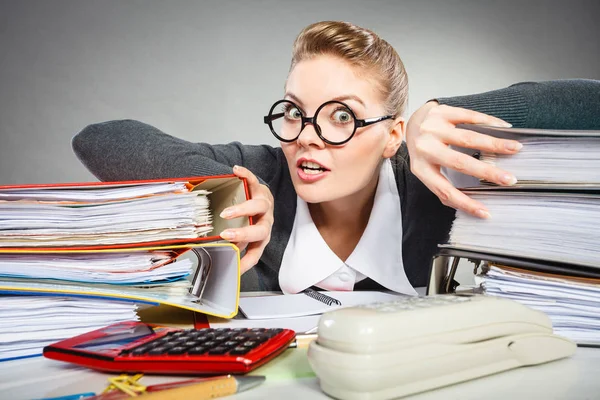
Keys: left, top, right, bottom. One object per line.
{"left": 382, "top": 117, "right": 405, "bottom": 158}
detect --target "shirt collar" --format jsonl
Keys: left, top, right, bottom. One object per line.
{"left": 278, "top": 159, "right": 417, "bottom": 295}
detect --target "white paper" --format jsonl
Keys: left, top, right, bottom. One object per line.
{"left": 238, "top": 291, "right": 405, "bottom": 319}
{"left": 0, "top": 252, "right": 193, "bottom": 284}
{"left": 448, "top": 192, "right": 600, "bottom": 268}
{"left": 479, "top": 266, "right": 600, "bottom": 345}
{"left": 0, "top": 296, "right": 139, "bottom": 361}
{"left": 0, "top": 185, "right": 212, "bottom": 247}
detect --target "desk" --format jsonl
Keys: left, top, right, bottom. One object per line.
{"left": 2, "top": 347, "right": 599, "bottom": 400}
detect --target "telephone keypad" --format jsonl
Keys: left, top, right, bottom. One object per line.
{"left": 358, "top": 294, "right": 473, "bottom": 313}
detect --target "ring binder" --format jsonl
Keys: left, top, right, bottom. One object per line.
{"left": 189, "top": 247, "right": 213, "bottom": 299}
{"left": 303, "top": 288, "right": 342, "bottom": 306}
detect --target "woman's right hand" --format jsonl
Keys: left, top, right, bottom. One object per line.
{"left": 218, "top": 165, "right": 274, "bottom": 274}
{"left": 406, "top": 102, "right": 522, "bottom": 218}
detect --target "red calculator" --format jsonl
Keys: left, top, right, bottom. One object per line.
{"left": 43, "top": 321, "right": 296, "bottom": 375}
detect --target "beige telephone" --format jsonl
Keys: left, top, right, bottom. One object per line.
{"left": 307, "top": 293, "right": 575, "bottom": 400}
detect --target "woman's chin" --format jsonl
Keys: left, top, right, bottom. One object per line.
{"left": 295, "top": 186, "right": 340, "bottom": 204}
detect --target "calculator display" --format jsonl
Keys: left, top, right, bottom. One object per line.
{"left": 74, "top": 323, "right": 158, "bottom": 353}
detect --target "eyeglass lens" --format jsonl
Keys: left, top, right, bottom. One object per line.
{"left": 269, "top": 101, "right": 355, "bottom": 143}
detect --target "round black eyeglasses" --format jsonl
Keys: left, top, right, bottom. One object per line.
{"left": 263, "top": 100, "right": 395, "bottom": 145}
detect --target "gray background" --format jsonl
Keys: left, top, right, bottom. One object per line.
{"left": 0, "top": 0, "right": 599, "bottom": 185}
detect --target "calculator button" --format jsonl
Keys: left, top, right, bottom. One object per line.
{"left": 148, "top": 347, "right": 168, "bottom": 355}
{"left": 252, "top": 336, "right": 268, "bottom": 344}
{"left": 214, "top": 334, "right": 231, "bottom": 341}
{"left": 167, "top": 346, "right": 187, "bottom": 355}
{"left": 203, "top": 341, "right": 218, "bottom": 348}
{"left": 129, "top": 346, "right": 150, "bottom": 355}
{"left": 229, "top": 346, "right": 251, "bottom": 355}
{"left": 208, "top": 346, "right": 229, "bottom": 355}
{"left": 188, "top": 346, "right": 208, "bottom": 355}
{"left": 242, "top": 341, "right": 258, "bottom": 348}
{"left": 221, "top": 341, "right": 239, "bottom": 348}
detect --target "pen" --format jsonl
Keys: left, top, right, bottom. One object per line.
{"left": 136, "top": 375, "right": 265, "bottom": 399}
{"left": 289, "top": 333, "right": 318, "bottom": 349}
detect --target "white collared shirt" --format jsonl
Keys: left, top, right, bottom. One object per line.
{"left": 278, "top": 159, "right": 417, "bottom": 295}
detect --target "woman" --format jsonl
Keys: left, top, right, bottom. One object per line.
{"left": 72, "top": 21, "right": 599, "bottom": 293}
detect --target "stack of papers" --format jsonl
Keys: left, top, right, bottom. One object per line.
{"left": 481, "top": 135, "right": 600, "bottom": 184}
{"left": 447, "top": 191, "right": 600, "bottom": 267}
{"left": 476, "top": 265, "right": 600, "bottom": 345}
{"left": 454, "top": 124, "right": 600, "bottom": 185}
{"left": 446, "top": 125, "right": 600, "bottom": 347}
{"left": 0, "top": 296, "right": 139, "bottom": 361}
{"left": 0, "top": 182, "right": 212, "bottom": 247}
{"left": 0, "top": 251, "right": 193, "bottom": 284}
{"left": 0, "top": 178, "right": 225, "bottom": 361}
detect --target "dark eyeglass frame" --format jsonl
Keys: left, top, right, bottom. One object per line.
{"left": 263, "top": 99, "right": 396, "bottom": 145}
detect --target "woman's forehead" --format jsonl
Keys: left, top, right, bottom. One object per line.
{"left": 285, "top": 55, "right": 383, "bottom": 111}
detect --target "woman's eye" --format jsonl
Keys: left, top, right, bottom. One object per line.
{"left": 332, "top": 110, "right": 353, "bottom": 124}
{"left": 285, "top": 107, "right": 302, "bottom": 120}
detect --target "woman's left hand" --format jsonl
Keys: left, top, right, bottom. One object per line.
{"left": 406, "top": 102, "right": 521, "bottom": 218}
{"left": 219, "top": 165, "right": 274, "bottom": 274}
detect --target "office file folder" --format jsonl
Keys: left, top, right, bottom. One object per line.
{"left": 0, "top": 174, "right": 252, "bottom": 318}
{"left": 0, "top": 174, "right": 251, "bottom": 250}
{"left": 0, "top": 243, "right": 241, "bottom": 318}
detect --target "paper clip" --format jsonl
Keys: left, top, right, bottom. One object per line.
{"left": 102, "top": 374, "right": 146, "bottom": 397}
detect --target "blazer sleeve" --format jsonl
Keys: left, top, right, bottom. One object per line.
{"left": 72, "top": 119, "right": 285, "bottom": 184}
{"left": 435, "top": 79, "right": 600, "bottom": 129}
{"left": 394, "top": 145, "right": 456, "bottom": 287}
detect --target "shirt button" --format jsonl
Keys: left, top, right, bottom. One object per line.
{"left": 338, "top": 272, "right": 351, "bottom": 282}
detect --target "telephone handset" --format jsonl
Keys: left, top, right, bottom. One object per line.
{"left": 308, "top": 293, "right": 575, "bottom": 400}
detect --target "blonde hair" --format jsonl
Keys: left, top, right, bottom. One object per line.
{"left": 290, "top": 21, "right": 408, "bottom": 117}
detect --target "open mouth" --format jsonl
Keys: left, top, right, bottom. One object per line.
{"left": 299, "top": 160, "right": 329, "bottom": 175}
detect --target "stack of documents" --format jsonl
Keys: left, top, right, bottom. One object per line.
{"left": 0, "top": 181, "right": 212, "bottom": 247}
{"left": 0, "top": 177, "right": 247, "bottom": 361}
{"left": 447, "top": 191, "right": 600, "bottom": 267}
{"left": 452, "top": 124, "right": 600, "bottom": 185}
{"left": 0, "top": 251, "right": 193, "bottom": 284}
{"left": 478, "top": 128, "right": 600, "bottom": 184}
{"left": 0, "top": 296, "right": 139, "bottom": 361}
{"left": 476, "top": 265, "right": 600, "bottom": 345}
{"left": 441, "top": 125, "right": 600, "bottom": 346}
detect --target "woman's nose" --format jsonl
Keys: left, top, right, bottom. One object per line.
{"left": 297, "top": 121, "right": 325, "bottom": 149}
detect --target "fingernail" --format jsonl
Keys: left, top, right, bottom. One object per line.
{"left": 504, "top": 141, "right": 522, "bottom": 151}
{"left": 233, "top": 165, "right": 240, "bottom": 172}
{"left": 220, "top": 208, "right": 234, "bottom": 218}
{"left": 499, "top": 121, "right": 512, "bottom": 128}
{"left": 220, "top": 230, "right": 236, "bottom": 240}
{"left": 501, "top": 173, "right": 517, "bottom": 185}
{"left": 475, "top": 209, "right": 491, "bottom": 219}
